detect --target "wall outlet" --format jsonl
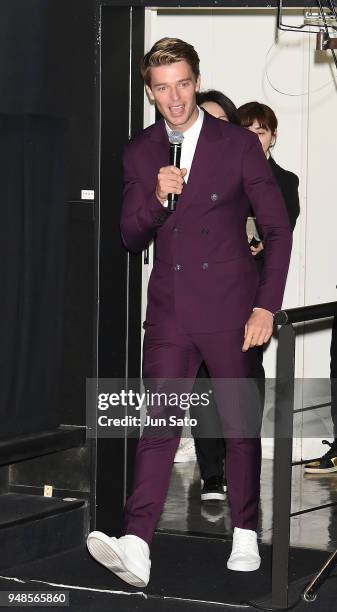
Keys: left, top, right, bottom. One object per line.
{"left": 44, "top": 485, "right": 53, "bottom": 497}
{"left": 81, "top": 189, "right": 95, "bottom": 200}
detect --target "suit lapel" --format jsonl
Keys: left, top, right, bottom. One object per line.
{"left": 175, "top": 112, "right": 228, "bottom": 222}
{"left": 148, "top": 118, "right": 170, "bottom": 172}
{"left": 145, "top": 114, "right": 230, "bottom": 223}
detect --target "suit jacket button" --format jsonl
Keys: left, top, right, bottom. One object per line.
{"left": 155, "top": 214, "right": 166, "bottom": 223}
{"left": 201, "top": 228, "right": 209, "bottom": 235}
{"left": 173, "top": 227, "right": 179, "bottom": 234}
{"left": 202, "top": 262, "right": 208, "bottom": 270}
{"left": 175, "top": 264, "right": 182, "bottom": 271}
{"left": 210, "top": 193, "right": 219, "bottom": 201}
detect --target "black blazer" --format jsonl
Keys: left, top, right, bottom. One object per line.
{"left": 252, "top": 156, "right": 299, "bottom": 267}
{"left": 268, "top": 156, "right": 300, "bottom": 231}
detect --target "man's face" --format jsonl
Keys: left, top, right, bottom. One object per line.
{"left": 146, "top": 60, "right": 200, "bottom": 132}
{"left": 248, "top": 120, "right": 276, "bottom": 156}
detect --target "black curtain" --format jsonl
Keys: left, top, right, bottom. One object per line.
{"left": 0, "top": 0, "right": 73, "bottom": 437}
{"left": 0, "top": 115, "right": 66, "bottom": 437}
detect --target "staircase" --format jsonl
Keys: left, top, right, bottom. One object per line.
{"left": 0, "top": 426, "right": 89, "bottom": 570}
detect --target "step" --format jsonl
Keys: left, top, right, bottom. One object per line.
{"left": 1, "top": 533, "right": 331, "bottom": 611}
{"left": 1, "top": 493, "right": 88, "bottom": 570}
{"left": 0, "top": 426, "right": 86, "bottom": 467}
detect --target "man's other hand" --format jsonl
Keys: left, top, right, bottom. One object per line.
{"left": 242, "top": 308, "right": 273, "bottom": 352}
{"left": 250, "top": 242, "right": 264, "bottom": 256}
{"left": 156, "top": 166, "right": 187, "bottom": 205}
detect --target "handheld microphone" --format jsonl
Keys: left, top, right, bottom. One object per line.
{"left": 168, "top": 131, "right": 184, "bottom": 213}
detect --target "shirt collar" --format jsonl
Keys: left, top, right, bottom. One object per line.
{"left": 165, "top": 106, "right": 204, "bottom": 141}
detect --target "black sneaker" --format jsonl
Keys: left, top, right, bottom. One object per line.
{"left": 201, "top": 476, "right": 227, "bottom": 501}
{"left": 304, "top": 440, "right": 337, "bottom": 474}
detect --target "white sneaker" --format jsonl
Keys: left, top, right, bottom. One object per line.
{"left": 86, "top": 531, "right": 151, "bottom": 587}
{"left": 174, "top": 438, "right": 196, "bottom": 463}
{"left": 227, "top": 527, "right": 261, "bottom": 572}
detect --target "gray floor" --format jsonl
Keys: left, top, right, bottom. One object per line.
{"left": 158, "top": 458, "right": 337, "bottom": 551}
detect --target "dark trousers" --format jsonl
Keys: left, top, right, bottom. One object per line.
{"left": 124, "top": 325, "right": 262, "bottom": 545}
{"left": 193, "top": 351, "right": 265, "bottom": 481}
{"left": 192, "top": 362, "right": 225, "bottom": 481}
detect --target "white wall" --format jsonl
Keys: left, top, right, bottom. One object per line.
{"left": 141, "top": 8, "right": 337, "bottom": 459}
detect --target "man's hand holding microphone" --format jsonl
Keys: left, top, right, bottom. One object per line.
{"left": 156, "top": 166, "right": 187, "bottom": 206}
{"left": 156, "top": 131, "right": 185, "bottom": 211}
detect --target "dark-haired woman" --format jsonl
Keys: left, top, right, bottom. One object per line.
{"left": 197, "top": 89, "right": 240, "bottom": 125}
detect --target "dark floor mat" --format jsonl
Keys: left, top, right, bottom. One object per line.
{"left": 252, "top": 571, "right": 337, "bottom": 612}
{"left": 0, "top": 578, "right": 246, "bottom": 612}
{"left": 1, "top": 533, "right": 331, "bottom": 607}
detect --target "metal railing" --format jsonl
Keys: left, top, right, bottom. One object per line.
{"left": 271, "top": 301, "right": 337, "bottom": 609}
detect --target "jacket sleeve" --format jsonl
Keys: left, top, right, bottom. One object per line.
{"left": 242, "top": 135, "right": 293, "bottom": 314}
{"left": 120, "top": 143, "right": 170, "bottom": 253}
{"left": 282, "top": 172, "right": 300, "bottom": 232}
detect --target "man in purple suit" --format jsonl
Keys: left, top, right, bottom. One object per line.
{"left": 87, "top": 38, "right": 292, "bottom": 586}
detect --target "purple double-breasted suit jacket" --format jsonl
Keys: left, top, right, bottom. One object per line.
{"left": 120, "top": 111, "right": 292, "bottom": 333}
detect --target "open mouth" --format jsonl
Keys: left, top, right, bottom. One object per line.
{"left": 169, "top": 105, "right": 185, "bottom": 117}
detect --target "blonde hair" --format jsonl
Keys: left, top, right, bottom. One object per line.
{"left": 141, "top": 37, "right": 200, "bottom": 86}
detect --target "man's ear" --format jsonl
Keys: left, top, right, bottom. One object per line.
{"left": 195, "top": 75, "right": 201, "bottom": 93}
{"left": 271, "top": 130, "right": 277, "bottom": 147}
{"left": 145, "top": 84, "right": 155, "bottom": 103}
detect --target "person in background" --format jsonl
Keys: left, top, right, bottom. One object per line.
{"left": 304, "top": 316, "right": 337, "bottom": 474}
{"left": 237, "top": 101, "right": 300, "bottom": 240}
{"left": 198, "top": 89, "right": 240, "bottom": 124}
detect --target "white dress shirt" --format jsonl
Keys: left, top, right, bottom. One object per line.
{"left": 165, "top": 106, "right": 204, "bottom": 183}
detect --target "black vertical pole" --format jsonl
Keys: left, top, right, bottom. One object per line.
{"left": 125, "top": 6, "right": 145, "bottom": 501}
{"left": 94, "top": 3, "right": 144, "bottom": 535}
{"left": 96, "top": 5, "right": 136, "bottom": 534}
{"left": 271, "top": 323, "right": 295, "bottom": 609}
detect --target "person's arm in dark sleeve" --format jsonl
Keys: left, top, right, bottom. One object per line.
{"left": 284, "top": 172, "right": 300, "bottom": 232}
{"left": 120, "top": 144, "right": 170, "bottom": 253}
{"left": 242, "top": 134, "right": 292, "bottom": 314}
